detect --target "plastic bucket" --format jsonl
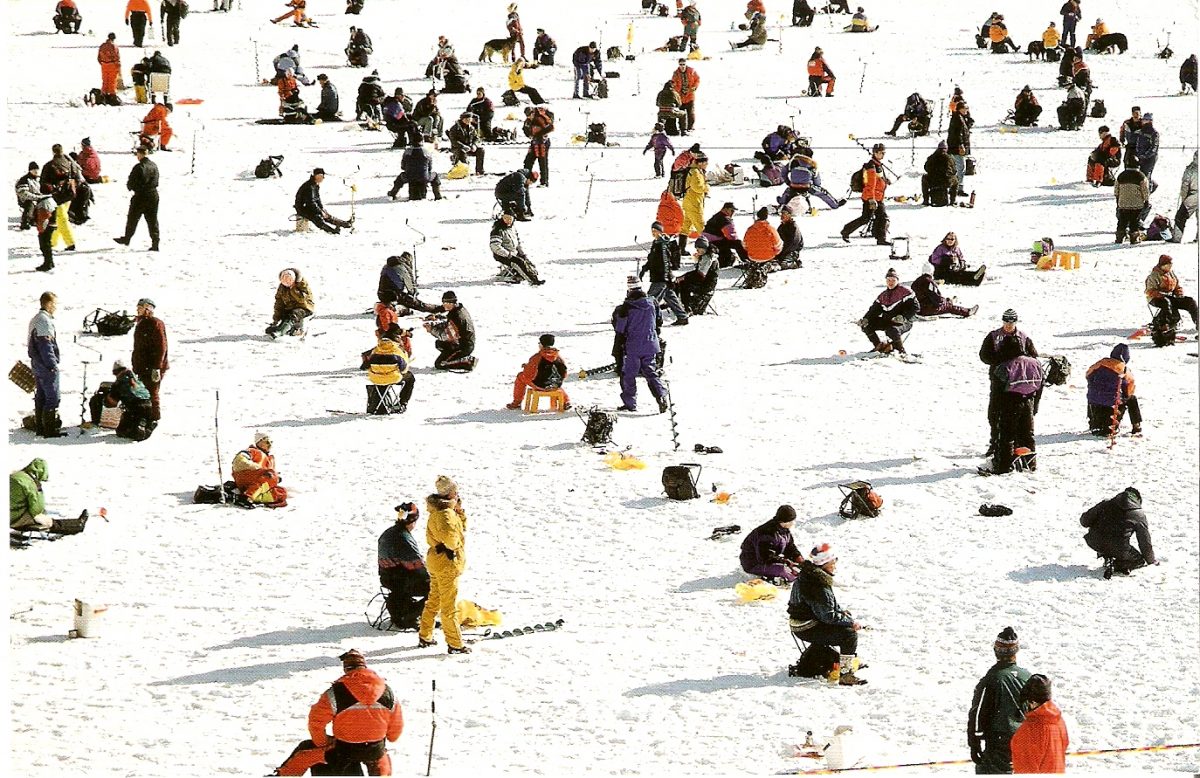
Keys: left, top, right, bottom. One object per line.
{"left": 71, "top": 599, "right": 107, "bottom": 638}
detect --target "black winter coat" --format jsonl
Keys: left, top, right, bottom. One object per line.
{"left": 639, "top": 236, "right": 674, "bottom": 283}
{"left": 447, "top": 304, "right": 475, "bottom": 348}
{"left": 294, "top": 177, "right": 323, "bottom": 216}
{"left": 494, "top": 170, "right": 529, "bottom": 205}
{"left": 924, "top": 150, "right": 956, "bottom": 186}
{"left": 947, "top": 112, "right": 973, "bottom": 155}
{"left": 401, "top": 145, "right": 434, "bottom": 184}
{"left": 127, "top": 158, "right": 160, "bottom": 195}
{"left": 777, "top": 220, "right": 803, "bottom": 255}
{"left": 1080, "top": 488, "right": 1156, "bottom": 563}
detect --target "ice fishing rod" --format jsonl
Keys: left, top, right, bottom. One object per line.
{"left": 847, "top": 134, "right": 901, "bottom": 180}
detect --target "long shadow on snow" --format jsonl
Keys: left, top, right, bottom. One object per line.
{"left": 1013, "top": 194, "right": 1105, "bottom": 206}
{"left": 796, "top": 457, "right": 915, "bottom": 472}
{"left": 180, "top": 333, "right": 273, "bottom": 345}
{"left": 1007, "top": 564, "right": 1096, "bottom": 583}
{"left": 207, "top": 621, "right": 371, "bottom": 651}
{"left": 578, "top": 244, "right": 645, "bottom": 253}
{"left": 1057, "top": 327, "right": 1133, "bottom": 338}
{"left": 625, "top": 672, "right": 789, "bottom": 697}
{"left": 805, "top": 468, "right": 971, "bottom": 489}
{"left": 439, "top": 217, "right": 496, "bottom": 224}
{"left": 151, "top": 655, "right": 334, "bottom": 686}
{"left": 425, "top": 409, "right": 570, "bottom": 425}
{"left": 675, "top": 571, "right": 746, "bottom": 593}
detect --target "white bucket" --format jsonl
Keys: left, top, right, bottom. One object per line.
{"left": 71, "top": 599, "right": 107, "bottom": 638}
{"left": 824, "top": 727, "right": 856, "bottom": 770}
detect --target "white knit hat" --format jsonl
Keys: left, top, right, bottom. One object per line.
{"left": 254, "top": 430, "right": 272, "bottom": 445}
{"left": 810, "top": 543, "right": 837, "bottom": 567}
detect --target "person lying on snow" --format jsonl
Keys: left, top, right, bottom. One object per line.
{"left": 507, "top": 333, "right": 568, "bottom": 410}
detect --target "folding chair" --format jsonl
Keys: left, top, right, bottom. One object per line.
{"left": 366, "top": 384, "right": 405, "bottom": 415}
{"left": 148, "top": 72, "right": 171, "bottom": 104}
{"left": 365, "top": 589, "right": 392, "bottom": 630}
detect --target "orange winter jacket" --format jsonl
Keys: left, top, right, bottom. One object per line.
{"left": 1010, "top": 701, "right": 1068, "bottom": 774}
{"left": 861, "top": 161, "right": 887, "bottom": 200}
{"left": 1145, "top": 267, "right": 1181, "bottom": 300}
{"left": 988, "top": 21, "right": 1009, "bottom": 43}
{"left": 277, "top": 74, "right": 298, "bottom": 101}
{"left": 656, "top": 191, "right": 684, "bottom": 235}
{"left": 670, "top": 67, "right": 700, "bottom": 103}
{"left": 125, "top": 0, "right": 153, "bottom": 22}
{"left": 142, "top": 103, "right": 171, "bottom": 136}
{"left": 232, "top": 445, "right": 275, "bottom": 494}
{"left": 744, "top": 220, "right": 783, "bottom": 261}
{"left": 308, "top": 667, "right": 404, "bottom": 748}
{"left": 746, "top": 0, "right": 766, "bottom": 14}
{"left": 806, "top": 56, "right": 828, "bottom": 77}
{"left": 98, "top": 41, "right": 121, "bottom": 66}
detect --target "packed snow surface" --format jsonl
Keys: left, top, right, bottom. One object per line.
{"left": 6, "top": 0, "right": 1199, "bottom": 775}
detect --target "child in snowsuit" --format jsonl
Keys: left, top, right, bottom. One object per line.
{"left": 507, "top": 334, "right": 568, "bottom": 409}
{"left": 644, "top": 124, "right": 675, "bottom": 177}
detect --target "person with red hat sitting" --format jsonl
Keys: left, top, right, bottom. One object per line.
{"left": 787, "top": 542, "right": 867, "bottom": 685}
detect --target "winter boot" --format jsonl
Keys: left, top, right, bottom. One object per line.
{"left": 35, "top": 257, "right": 55, "bottom": 272}
{"left": 50, "top": 510, "right": 89, "bottom": 535}
{"left": 838, "top": 655, "right": 867, "bottom": 685}
{"left": 38, "top": 410, "right": 69, "bottom": 438}
{"left": 447, "top": 645, "right": 472, "bottom": 655}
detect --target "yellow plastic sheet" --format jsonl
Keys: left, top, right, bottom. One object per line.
{"left": 604, "top": 451, "right": 646, "bottom": 470}
{"left": 734, "top": 579, "right": 777, "bottom": 602}
{"left": 456, "top": 600, "right": 503, "bottom": 628}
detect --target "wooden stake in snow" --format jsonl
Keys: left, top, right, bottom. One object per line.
{"left": 426, "top": 679, "right": 437, "bottom": 776}
{"left": 215, "top": 390, "right": 225, "bottom": 504}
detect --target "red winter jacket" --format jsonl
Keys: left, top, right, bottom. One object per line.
{"left": 308, "top": 667, "right": 404, "bottom": 748}
{"left": 1010, "top": 701, "right": 1068, "bottom": 773}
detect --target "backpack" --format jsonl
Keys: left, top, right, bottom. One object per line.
{"left": 580, "top": 408, "right": 616, "bottom": 446}
{"left": 501, "top": 89, "right": 520, "bottom": 107}
{"left": 1150, "top": 315, "right": 1177, "bottom": 347}
{"left": 665, "top": 238, "right": 682, "bottom": 270}
{"left": 756, "top": 164, "right": 785, "bottom": 187}
{"left": 838, "top": 480, "right": 883, "bottom": 519}
{"left": 606, "top": 46, "right": 623, "bottom": 60}
{"left": 586, "top": 122, "right": 607, "bottom": 145}
{"left": 82, "top": 308, "right": 136, "bottom": 336}
{"left": 668, "top": 169, "right": 689, "bottom": 198}
{"left": 68, "top": 182, "right": 94, "bottom": 225}
{"left": 1044, "top": 355, "right": 1071, "bottom": 385}
{"left": 667, "top": 35, "right": 688, "bottom": 52}
{"left": 789, "top": 643, "right": 840, "bottom": 678}
{"left": 662, "top": 463, "right": 701, "bottom": 500}
{"left": 849, "top": 167, "right": 865, "bottom": 193}
{"left": 489, "top": 127, "right": 516, "bottom": 142}
{"left": 1146, "top": 215, "right": 1173, "bottom": 241}
{"left": 254, "top": 155, "right": 284, "bottom": 179}
{"left": 1090, "top": 98, "right": 1107, "bottom": 118}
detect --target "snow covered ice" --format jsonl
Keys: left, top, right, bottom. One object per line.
{"left": 5, "top": 0, "right": 1198, "bottom": 774}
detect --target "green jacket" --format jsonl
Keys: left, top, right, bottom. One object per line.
{"left": 969, "top": 661, "right": 1031, "bottom": 742}
{"left": 10, "top": 459, "right": 48, "bottom": 527}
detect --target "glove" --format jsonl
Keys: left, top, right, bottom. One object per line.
{"left": 150, "top": 369, "right": 161, "bottom": 383}
{"left": 435, "top": 543, "right": 457, "bottom": 561}
{"left": 969, "top": 738, "right": 983, "bottom": 764}
{"left": 125, "top": 18, "right": 130, "bottom": 24}
{"left": 891, "top": 316, "right": 908, "bottom": 326}
{"left": 856, "top": 318, "right": 868, "bottom": 329}
{"left": 866, "top": 200, "right": 878, "bottom": 211}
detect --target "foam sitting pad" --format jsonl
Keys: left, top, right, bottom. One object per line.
{"left": 735, "top": 579, "right": 777, "bottom": 602}
{"left": 523, "top": 386, "right": 566, "bottom": 413}
{"left": 1052, "top": 250, "right": 1081, "bottom": 269}
{"left": 604, "top": 451, "right": 646, "bottom": 470}
{"left": 294, "top": 217, "right": 311, "bottom": 233}
{"left": 446, "top": 162, "right": 469, "bottom": 180}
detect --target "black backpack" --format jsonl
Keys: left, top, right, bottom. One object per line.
{"left": 82, "top": 308, "right": 136, "bottom": 336}
{"left": 580, "top": 408, "right": 616, "bottom": 446}
{"left": 789, "top": 643, "right": 839, "bottom": 678}
{"left": 1090, "top": 99, "right": 1106, "bottom": 118}
{"left": 662, "top": 463, "right": 701, "bottom": 500}
{"left": 849, "top": 167, "right": 865, "bottom": 193}
{"left": 1045, "top": 355, "right": 1071, "bottom": 385}
{"left": 586, "top": 122, "right": 607, "bottom": 145}
{"left": 255, "top": 155, "right": 284, "bottom": 179}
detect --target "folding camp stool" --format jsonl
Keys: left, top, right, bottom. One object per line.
{"left": 148, "top": 72, "right": 171, "bottom": 104}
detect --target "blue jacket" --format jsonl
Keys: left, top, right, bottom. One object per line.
{"left": 401, "top": 145, "right": 434, "bottom": 184}
{"left": 378, "top": 521, "right": 428, "bottom": 591}
{"left": 318, "top": 82, "right": 339, "bottom": 115}
{"left": 27, "top": 310, "right": 59, "bottom": 373}
{"left": 495, "top": 170, "right": 531, "bottom": 211}
{"left": 613, "top": 292, "right": 661, "bottom": 358}
{"left": 1086, "top": 344, "right": 1134, "bottom": 406}
{"left": 1129, "top": 125, "right": 1159, "bottom": 162}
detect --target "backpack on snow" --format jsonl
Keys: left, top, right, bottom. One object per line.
{"left": 586, "top": 122, "right": 607, "bottom": 145}
{"left": 580, "top": 407, "right": 617, "bottom": 446}
{"left": 1090, "top": 99, "right": 1107, "bottom": 118}
{"left": 489, "top": 127, "right": 516, "bottom": 142}
{"left": 500, "top": 89, "right": 520, "bottom": 107}
{"left": 82, "top": 308, "right": 136, "bottom": 336}
{"left": 838, "top": 480, "right": 883, "bottom": 519}
{"left": 662, "top": 463, "right": 701, "bottom": 500}
{"left": 254, "top": 155, "right": 284, "bottom": 179}
{"left": 756, "top": 163, "right": 785, "bottom": 187}
{"left": 1146, "top": 215, "right": 1173, "bottom": 241}
{"left": 606, "top": 46, "right": 623, "bottom": 60}
{"left": 1044, "top": 355, "right": 1071, "bottom": 386}
{"left": 788, "top": 642, "right": 840, "bottom": 678}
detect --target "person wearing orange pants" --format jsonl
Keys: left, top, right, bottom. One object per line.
{"left": 417, "top": 476, "right": 471, "bottom": 654}
{"left": 141, "top": 102, "right": 173, "bottom": 150}
{"left": 98, "top": 33, "right": 121, "bottom": 106}
{"left": 272, "top": 0, "right": 309, "bottom": 26}
{"left": 507, "top": 334, "right": 569, "bottom": 410}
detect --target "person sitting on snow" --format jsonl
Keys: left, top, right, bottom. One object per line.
{"left": 231, "top": 431, "right": 288, "bottom": 507}
{"left": 267, "top": 268, "right": 315, "bottom": 339}
{"left": 9, "top": 458, "right": 88, "bottom": 536}
{"left": 928, "top": 232, "right": 986, "bottom": 285}
{"left": 378, "top": 502, "right": 430, "bottom": 629}
{"left": 294, "top": 168, "right": 353, "bottom": 234}
{"left": 847, "top": 6, "right": 873, "bottom": 32}
{"left": 489, "top": 210, "right": 543, "bottom": 285}
{"left": 739, "top": 505, "right": 803, "bottom": 584}
{"left": 377, "top": 253, "right": 443, "bottom": 315}
{"left": 912, "top": 263, "right": 977, "bottom": 318}
{"left": 506, "top": 333, "right": 568, "bottom": 410}
{"left": 859, "top": 267, "right": 918, "bottom": 355}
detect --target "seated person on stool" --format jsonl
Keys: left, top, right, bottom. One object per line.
{"left": 99, "top": 359, "right": 156, "bottom": 441}
{"left": 676, "top": 236, "right": 718, "bottom": 314}
{"left": 922, "top": 141, "right": 959, "bottom": 206}
{"left": 787, "top": 543, "right": 866, "bottom": 685}
{"left": 365, "top": 324, "right": 416, "bottom": 415}
{"left": 1145, "top": 255, "right": 1198, "bottom": 330}
{"left": 377, "top": 502, "right": 430, "bottom": 629}
{"left": 507, "top": 333, "right": 569, "bottom": 410}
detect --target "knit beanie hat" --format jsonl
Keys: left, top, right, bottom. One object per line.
{"left": 994, "top": 626, "right": 1020, "bottom": 657}
{"left": 885, "top": 267, "right": 899, "bottom": 280}
{"left": 774, "top": 504, "right": 797, "bottom": 522}
{"left": 539, "top": 333, "right": 555, "bottom": 347}
{"left": 756, "top": 207, "right": 769, "bottom": 220}
{"left": 1157, "top": 254, "right": 1173, "bottom": 267}
{"left": 339, "top": 649, "right": 367, "bottom": 669}
{"left": 1002, "top": 308, "right": 1019, "bottom": 322}
{"left": 435, "top": 475, "right": 458, "bottom": 497}
{"left": 809, "top": 543, "right": 836, "bottom": 567}
{"left": 442, "top": 290, "right": 458, "bottom": 303}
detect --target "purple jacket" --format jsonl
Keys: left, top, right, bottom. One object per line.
{"left": 994, "top": 355, "right": 1045, "bottom": 396}
{"left": 614, "top": 292, "right": 662, "bottom": 357}
{"left": 739, "top": 520, "right": 801, "bottom": 577}
{"left": 980, "top": 327, "right": 1037, "bottom": 365}
{"left": 928, "top": 243, "right": 964, "bottom": 270}
{"left": 644, "top": 131, "right": 675, "bottom": 158}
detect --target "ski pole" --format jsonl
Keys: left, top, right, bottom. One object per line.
{"left": 426, "top": 679, "right": 436, "bottom": 776}
{"left": 215, "top": 390, "right": 225, "bottom": 504}
{"left": 858, "top": 61, "right": 867, "bottom": 95}
{"left": 10, "top": 606, "right": 33, "bottom": 618}
{"left": 847, "top": 134, "right": 900, "bottom": 179}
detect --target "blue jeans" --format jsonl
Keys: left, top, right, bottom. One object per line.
{"left": 620, "top": 354, "right": 666, "bottom": 409}
{"left": 647, "top": 281, "right": 687, "bottom": 320}
{"left": 573, "top": 65, "right": 591, "bottom": 97}
{"left": 952, "top": 154, "right": 967, "bottom": 192}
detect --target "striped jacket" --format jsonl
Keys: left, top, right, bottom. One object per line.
{"left": 308, "top": 668, "right": 403, "bottom": 747}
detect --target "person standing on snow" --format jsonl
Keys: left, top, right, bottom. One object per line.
{"left": 522, "top": 105, "right": 554, "bottom": 185}
{"left": 670, "top": 58, "right": 700, "bottom": 131}
{"left": 841, "top": 143, "right": 890, "bottom": 245}
{"left": 418, "top": 476, "right": 472, "bottom": 654}
{"left": 947, "top": 101, "right": 974, "bottom": 197}
{"left": 613, "top": 283, "right": 669, "bottom": 413}
{"left": 125, "top": 0, "right": 153, "bottom": 47}
{"left": 1170, "top": 152, "right": 1197, "bottom": 241}
{"left": 27, "top": 292, "right": 67, "bottom": 437}
{"left": 643, "top": 123, "right": 675, "bottom": 178}
{"left": 680, "top": 154, "right": 710, "bottom": 250}
{"left": 640, "top": 221, "right": 689, "bottom": 325}
{"left": 1009, "top": 675, "right": 1068, "bottom": 774}
{"left": 983, "top": 336, "right": 1044, "bottom": 475}
{"left": 131, "top": 297, "right": 168, "bottom": 423}
{"left": 968, "top": 627, "right": 1032, "bottom": 774}
{"left": 97, "top": 33, "right": 122, "bottom": 105}
{"left": 979, "top": 309, "right": 1037, "bottom": 455}
{"left": 161, "top": 0, "right": 185, "bottom": 46}
{"left": 113, "top": 145, "right": 160, "bottom": 252}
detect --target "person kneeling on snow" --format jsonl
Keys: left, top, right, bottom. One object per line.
{"left": 787, "top": 543, "right": 866, "bottom": 685}
{"left": 267, "top": 268, "right": 315, "bottom": 339}
{"left": 232, "top": 432, "right": 288, "bottom": 507}
{"left": 424, "top": 291, "right": 477, "bottom": 371}
{"left": 378, "top": 502, "right": 430, "bottom": 629}
{"left": 1080, "top": 487, "right": 1157, "bottom": 578}
{"left": 9, "top": 458, "right": 88, "bottom": 536}
{"left": 859, "top": 267, "right": 918, "bottom": 355}
{"left": 912, "top": 264, "right": 976, "bottom": 318}
{"left": 739, "top": 505, "right": 803, "bottom": 584}
{"left": 102, "top": 358, "right": 156, "bottom": 441}
{"left": 377, "top": 253, "right": 443, "bottom": 314}
{"left": 507, "top": 333, "right": 568, "bottom": 410}
{"left": 1085, "top": 344, "right": 1141, "bottom": 436}
{"left": 365, "top": 324, "right": 415, "bottom": 414}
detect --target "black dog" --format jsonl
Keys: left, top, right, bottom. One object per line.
{"left": 1026, "top": 40, "right": 1046, "bottom": 60}
{"left": 1091, "top": 32, "right": 1128, "bottom": 54}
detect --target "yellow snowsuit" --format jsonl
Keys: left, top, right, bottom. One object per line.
{"left": 681, "top": 167, "right": 709, "bottom": 238}
{"left": 1086, "top": 21, "right": 1108, "bottom": 48}
{"left": 508, "top": 61, "right": 526, "bottom": 91}
{"left": 418, "top": 493, "right": 468, "bottom": 649}
{"left": 1042, "top": 26, "right": 1060, "bottom": 49}
{"left": 51, "top": 204, "right": 74, "bottom": 248}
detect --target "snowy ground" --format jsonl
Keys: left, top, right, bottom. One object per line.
{"left": 5, "top": 0, "right": 1200, "bottom": 775}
